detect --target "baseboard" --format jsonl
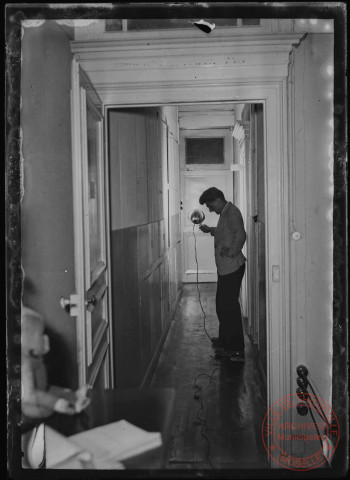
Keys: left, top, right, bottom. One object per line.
{"left": 139, "top": 286, "right": 183, "bottom": 389}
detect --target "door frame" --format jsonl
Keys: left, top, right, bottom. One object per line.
{"left": 70, "top": 58, "right": 114, "bottom": 388}
{"left": 71, "top": 32, "right": 304, "bottom": 459}
{"left": 86, "top": 85, "right": 290, "bottom": 444}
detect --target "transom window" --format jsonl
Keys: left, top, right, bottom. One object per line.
{"left": 105, "top": 18, "right": 260, "bottom": 32}
{"left": 185, "top": 138, "right": 224, "bottom": 165}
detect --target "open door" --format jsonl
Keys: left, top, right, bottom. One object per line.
{"left": 68, "top": 58, "right": 113, "bottom": 387}
{"left": 247, "top": 104, "right": 267, "bottom": 380}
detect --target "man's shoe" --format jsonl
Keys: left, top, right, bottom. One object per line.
{"left": 229, "top": 351, "right": 245, "bottom": 362}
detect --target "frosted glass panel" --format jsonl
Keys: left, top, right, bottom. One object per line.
{"left": 127, "top": 19, "right": 192, "bottom": 30}
{"left": 87, "top": 106, "right": 103, "bottom": 280}
{"left": 105, "top": 19, "right": 123, "bottom": 31}
{"left": 127, "top": 18, "right": 239, "bottom": 30}
{"left": 105, "top": 18, "right": 260, "bottom": 31}
{"left": 242, "top": 19, "right": 260, "bottom": 26}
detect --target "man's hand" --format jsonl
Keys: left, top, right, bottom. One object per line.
{"left": 199, "top": 224, "right": 211, "bottom": 234}
{"left": 54, "top": 398, "right": 77, "bottom": 415}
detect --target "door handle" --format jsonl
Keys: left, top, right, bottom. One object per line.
{"left": 85, "top": 284, "right": 107, "bottom": 312}
{"left": 60, "top": 294, "right": 79, "bottom": 316}
{"left": 85, "top": 295, "right": 97, "bottom": 312}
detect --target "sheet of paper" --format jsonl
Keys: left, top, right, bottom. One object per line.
{"left": 45, "top": 425, "right": 92, "bottom": 469}
{"left": 69, "top": 419, "right": 162, "bottom": 464}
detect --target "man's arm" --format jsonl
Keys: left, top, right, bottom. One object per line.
{"left": 221, "top": 212, "right": 246, "bottom": 257}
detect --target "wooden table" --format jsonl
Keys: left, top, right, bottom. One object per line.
{"left": 23, "top": 388, "right": 176, "bottom": 471}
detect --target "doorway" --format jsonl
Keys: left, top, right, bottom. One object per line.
{"left": 106, "top": 102, "right": 267, "bottom": 393}
{"left": 179, "top": 104, "right": 235, "bottom": 284}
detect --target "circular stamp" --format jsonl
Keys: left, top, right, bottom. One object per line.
{"left": 262, "top": 393, "right": 339, "bottom": 470}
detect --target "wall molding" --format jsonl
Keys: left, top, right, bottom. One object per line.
{"left": 71, "top": 34, "right": 303, "bottom": 104}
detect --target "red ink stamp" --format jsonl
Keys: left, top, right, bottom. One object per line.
{"left": 262, "top": 393, "right": 339, "bottom": 470}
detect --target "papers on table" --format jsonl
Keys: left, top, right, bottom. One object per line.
{"left": 43, "top": 420, "right": 162, "bottom": 469}
{"left": 70, "top": 419, "right": 162, "bottom": 468}
{"left": 45, "top": 425, "right": 99, "bottom": 469}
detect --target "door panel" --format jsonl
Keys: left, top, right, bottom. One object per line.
{"left": 86, "top": 102, "right": 104, "bottom": 281}
{"left": 71, "top": 59, "right": 111, "bottom": 387}
{"left": 255, "top": 104, "right": 267, "bottom": 376}
{"left": 248, "top": 104, "right": 266, "bottom": 377}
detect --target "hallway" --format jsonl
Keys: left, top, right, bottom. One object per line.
{"left": 150, "top": 283, "right": 269, "bottom": 471}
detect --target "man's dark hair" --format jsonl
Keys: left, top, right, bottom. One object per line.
{"left": 199, "top": 187, "right": 225, "bottom": 205}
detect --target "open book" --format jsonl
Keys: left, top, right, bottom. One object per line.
{"left": 44, "top": 420, "right": 162, "bottom": 469}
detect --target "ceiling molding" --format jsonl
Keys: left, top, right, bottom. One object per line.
{"left": 71, "top": 33, "right": 304, "bottom": 101}
{"left": 72, "top": 33, "right": 304, "bottom": 53}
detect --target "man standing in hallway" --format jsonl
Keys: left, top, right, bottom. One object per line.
{"left": 199, "top": 187, "right": 246, "bottom": 361}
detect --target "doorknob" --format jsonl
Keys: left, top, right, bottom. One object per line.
{"left": 60, "top": 294, "right": 79, "bottom": 316}
{"left": 85, "top": 295, "right": 97, "bottom": 312}
{"left": 60, "top": 297, "right": 71, "bottom": 312}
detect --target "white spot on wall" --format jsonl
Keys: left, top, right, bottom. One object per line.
{"left": 326, "top": 65, "right": 334, "bottom": 77}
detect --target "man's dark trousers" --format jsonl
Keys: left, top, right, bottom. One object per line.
{"left": 216, "top": 263, "right": 245, "bottom": 352}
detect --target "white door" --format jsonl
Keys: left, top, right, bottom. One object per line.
{"left": 69, "top": 59, "right": 113, "bottom": 387}
{"left": 180, "top": 128, "right": 234, "bottom": 283}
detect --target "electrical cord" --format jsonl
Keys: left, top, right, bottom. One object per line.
{"left": 307, "top": 380, "right": 331, "bottom": 429}
{"left": 193, "top": 371, "right": 219, "bottom": 469}
{"left": 192, "top": 224, "right": 212, "bottom": 342}
{"left": 307, "top": 394, "right": 330, "bottom": 429}
{"left": 305, "top": 398, "right": 326, "bottom": 452}
{"left": 305, "top": 381, "right": 336, "bottom": 468}
{"left": 298, "top": 374, "right": 331, "bottom": 429}
{"left": 297, "top": 376, "right": 332, "bottom": 465}
{"left": 191, "top": 224, "right": 219, "bottom": 468}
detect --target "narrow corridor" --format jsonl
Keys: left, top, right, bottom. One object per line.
{"left": 150, "top": 283, "right": 269, "bottom": 471}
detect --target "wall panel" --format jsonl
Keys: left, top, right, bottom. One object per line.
{"left": 139, "top": 276, "right": 151, "bottom": 375}
{"left": 135, "top": 112, "right": 148, "bottom": 225}
{"left": 146, "top": 110, "right": 160, "bottom": 223}
{"left": 109, "top": 105, "right": 181, "bottom": 387}
{"left": 119, "top": 111, "right": 138, "bottom": 230}
{"left": 137, "top": 224, "right": 150, "bottom": 280}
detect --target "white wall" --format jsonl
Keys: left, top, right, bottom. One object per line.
{"left": 289, "top": 32, "right": 334, "bottom": 450}
{"left": 20, "top": 21, "right": 77, "bottom": 388}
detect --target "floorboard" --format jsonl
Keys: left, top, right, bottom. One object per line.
{"left": 150, "top": 283, "right": 269, "bottom": 471}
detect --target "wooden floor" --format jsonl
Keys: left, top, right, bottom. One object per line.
{"left": 150, "top": 283, "right": 269, "bottom": 472}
